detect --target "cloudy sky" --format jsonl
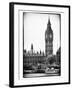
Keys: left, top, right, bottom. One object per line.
{"left": 24, "top": 12, "right": 61, "bottom": 55}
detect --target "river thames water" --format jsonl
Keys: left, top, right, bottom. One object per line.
{"left": 24, "top": 73, "right": 59, "bottom": 78}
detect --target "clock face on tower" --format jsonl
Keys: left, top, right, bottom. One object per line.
{"left": 49, "top": 34, "right": 52, "bottom": 39}
{"left": 45, "top": 33, "right": 53, "bottom": 42}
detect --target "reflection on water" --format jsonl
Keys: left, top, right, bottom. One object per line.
{"left": 24, "top": 73, "right": 59, "bottom": 78}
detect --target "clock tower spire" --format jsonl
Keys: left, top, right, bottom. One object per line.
{"left": 45, "top": 17, "right": 53, "bottom": 56}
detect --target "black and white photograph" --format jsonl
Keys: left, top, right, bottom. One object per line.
{"left": 23, "top": 13, "right": 61, "bottom": 78}
{"left": 9, "top": 2, "right": 70, "bottom": 87}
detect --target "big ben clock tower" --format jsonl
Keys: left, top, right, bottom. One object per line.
{"left": 45, "top": 18, "right": 53, "bottom": 56}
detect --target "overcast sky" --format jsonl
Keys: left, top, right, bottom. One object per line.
{"left": 24, "top": 12, "right": 60, "bottom": 55}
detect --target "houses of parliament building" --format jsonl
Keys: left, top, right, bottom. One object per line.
{"left": 23, "top": 18, "right": 55, "bottom": 66}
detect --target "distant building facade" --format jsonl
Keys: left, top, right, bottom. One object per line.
{"left": 23, "top": 44, "right": 46, "bottom": 66}
{"left": 56, "top": 47, "right": 61, "bottom": 65}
